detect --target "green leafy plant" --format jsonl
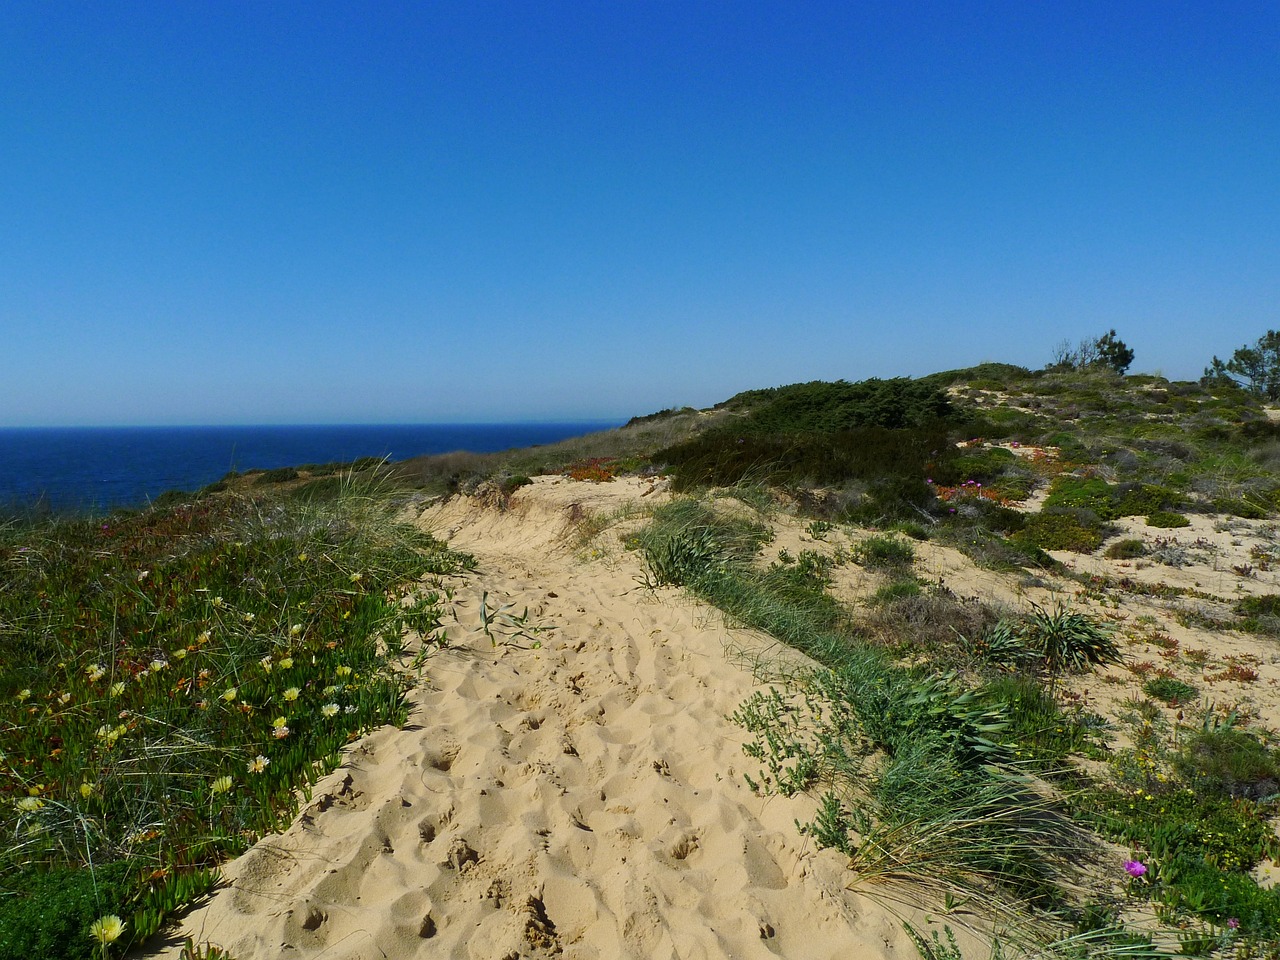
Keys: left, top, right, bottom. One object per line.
{"left": 1021, "top": 602, "right": 1122, "bottom": 677}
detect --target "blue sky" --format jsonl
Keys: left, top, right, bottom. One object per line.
{"left": 3, "top": 2, "right": 1278, "bottom": 426}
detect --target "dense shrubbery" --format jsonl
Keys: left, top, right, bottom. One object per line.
{"left": 716, "top": 378, "right": 954, "bottom": 431}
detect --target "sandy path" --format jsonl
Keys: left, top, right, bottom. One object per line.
{"left": 153, "top": 478, "right": 929, "bottom": 959}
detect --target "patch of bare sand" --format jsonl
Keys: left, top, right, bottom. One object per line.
{"left": 151, "top": 477, "right": 956, "bottom": 960}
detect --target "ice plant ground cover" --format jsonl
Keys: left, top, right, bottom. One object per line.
{"left": 0, "top": 484, "right": 474, "bottom": 959}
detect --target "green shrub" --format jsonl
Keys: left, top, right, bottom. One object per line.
{"left": 1104, "top": 538, "right": 1146, "bottom": 559}
{"left": 1142, "top": 675, "right": 1199, "bottom": 705}
{"left": 1015, "top": 511, "right": 1104, "bottom": 553}
{"left": 1212, "top": 497, "right": 1271, "bottom": 519}
{"left": 1145, "top": 510, "right": 1190, "bottom": 528}
{"left": 867, "top": 579, "right": 923, "bottom": 604}
{"left": 852, "top": 534, "right": 915, "bottom": 568}
{"left": 1176, "top": 728, "right": 1280, "bottom": 800}
{"left": 252, "top": 466, "right": 300, "bottom": 485}
{"left": 718, "top": 377, "right": 954, "bottom": 432}
{"left": 1022, "top": 603, "right": 1121, "bottom": 675}
{"left": 1235, "top": 594, "right": 1280, "bottom": 634}
{"left": 0, "top": 862, "right": 136, "bottom": 960}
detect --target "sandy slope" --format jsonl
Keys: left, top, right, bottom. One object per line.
{"left": 152, "top": 477, "right": 938, "bottom": 960}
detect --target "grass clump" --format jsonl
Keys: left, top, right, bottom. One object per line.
{"left": 1144, "top": 511, "right": 1190, "bottom": 529}
{"left": 1015, "top": 511, "right": 1105, "bottom": 553}
{"left": 1141, "top": 675, "right": 1199, "bottom": 706}
{"left": 1234, "top": 593, "right": 1280, "bottom": 635}
{"left": 851, "top": 533, "right": 916, "bottom": 568}
{"left": 0, "top": 485, "right": 474, "bottom": 956}
{"left": 1103, "top": 538, "right": 1146, "bottom": 559}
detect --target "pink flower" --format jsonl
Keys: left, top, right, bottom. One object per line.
{"left": 1123, "top": 859, "right": 1147, "bottom": 878}
{"left": 1227, "top": 918, "right": 1240, "bottom": 930}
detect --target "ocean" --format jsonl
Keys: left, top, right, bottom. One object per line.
{"left": 0, "top": 422, "right": 620, "bottom": 514}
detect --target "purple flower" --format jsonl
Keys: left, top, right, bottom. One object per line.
{"left": 1227, "top": 918, "right": 1240, "bottom": 930}
{"left": 1123, "top": 860, "right": 1147, "bottom": 878}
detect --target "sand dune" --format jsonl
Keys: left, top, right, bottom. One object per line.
{"left": 153, "top": 477, "right": 937, "bottom": 959}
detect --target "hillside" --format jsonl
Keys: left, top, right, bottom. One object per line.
{"left": 5, "top": 364, "right": 1280, "bottom": 960}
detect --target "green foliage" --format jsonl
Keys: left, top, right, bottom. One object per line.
{"left": 1015, "top": 511, "right": 1104, "bottom": 553}
{"left": 1022, "top": 603, "right": 1122, "bottom": 675}
{"left": 1105, "top": 539, "right": 1147, "bottom": 559}
{"left": 1080, "top": 787, "right": 1280, "bottom": 934}
{"left": 656, "top": 424, "right": 952, "bottom": 498}
{"left": 1049, "top": 330, "right": 1135, "bottom": 375}
{"left": 1142, "top": 675, "right": 1199, "bottom": 705}
{"left": 1145, "top": 511, "right": 1190, "bottom": 529}
{"left": 0, "top": 862, "right": 136, "bottom": 960}
{"left": 1044, "top": 477, "right": 1182, "bottom": 521}
{"left": 0, "top": 490, "right": 474, "bottom": 952}
{"left": 1234, "top": 594, "right": 1280, "bottom": 635}
{"left": 718, "top": 378, "right": 954, "bottom": 431}
{"left": 252, "top": 466, "right": 300, "bottom": 485}
{"left": 1175, "top": 728, "right": 1280, "bottom": 800}
{"left": 852, "top": 534, "right": 916, "bottom": 568}
{"left": 1204, "top": 329, "right": 1280, "bottom": 400}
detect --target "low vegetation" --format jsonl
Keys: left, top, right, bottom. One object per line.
{"left": 0, "top": 482, "right": 474, "bottom": 959}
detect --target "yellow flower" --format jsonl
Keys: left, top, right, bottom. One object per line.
{"left": 174, "top": 648, "right": 188, "bottom": 660}
{"left": 197, "top": 630, "right": 212, "bottom": 643}
{"left": 16, "top": 796, "right": 44, "bottom": 813}
{"left": 149, "top": 659, "right": 168, "bottom": 673}
{"left": 282, "top": 687, "right": 300, "bottom": 702}
{"left": 221, "top": 687, "right": 237, "bottom": 702}
{"left": 260, "top": 656, "right": 273, "bottom": 673}
{"left": 212, "top": 596, "right": 224, "bottom": 608}
{"left": 335, "top": 666, "right": 352, "bottom": 678}
{"left": 298, "top": 552, "right": 308, "bottom": 562}
{"left": 247, "top": 755, "right": 269, "bottom": 774}
{"left": 109, "top": 681, "right": 126, "bottom": 697}
{"left": 321, "top": 703, "right": 339, "bottom": 718}
{"left": 86, "top": 664, "right": 106, "bottom": 682}
{"left": 349, "top": 572, "right": 363, "bottom": 583}
{"left": 242, "top": 612, "right": 255, "bottom": 623}
{"left": 57, "top": 692, "right": 72, "bottom": 705}
{"left": 89, "top": 914, "right": 126, "bottom": 946}
{"left": 278, "top": 657, "right": 293, "bottom": 670}
{"left": 290, "top": 623, "right": 303, "bottom": 637}
{"left": 80, "top": 782, "right": 95, "bottom": 800}
{"left": 211, "top": 775, "right": 233, "bottom": 794}
{"left": 16, "top": 689, "right": 31, "bottom": 702}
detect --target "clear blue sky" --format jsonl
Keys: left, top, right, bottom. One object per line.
{"left": 3, "top": 2, "right": 1278, "bottom": 426}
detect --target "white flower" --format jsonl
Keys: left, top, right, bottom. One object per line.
{"left": 242, "top": 612, "right": 255, "bottom": 623}
{"left": 211, "top": 596, "right": 224, "bottom": 608}
{"left": 344, "top": 705, "right": 357, "bottom": 714}
{"left": 247, "top": 755, "right": 270, "bottom": 774}
{"left": 260, "top": 656, "right": 273, "bottom": 673}
{"left": 282, "top": 687, "right": 300, "bottom": 702}
{"left": 85, "top": 664, "right": 106, "bottom": 682}
{"left": 321, "top": 703, "right": 339, "bottom": 718}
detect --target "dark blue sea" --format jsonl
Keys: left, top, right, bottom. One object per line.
{"left": 0, "top": 423, "right": 620, "bottom": 514}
